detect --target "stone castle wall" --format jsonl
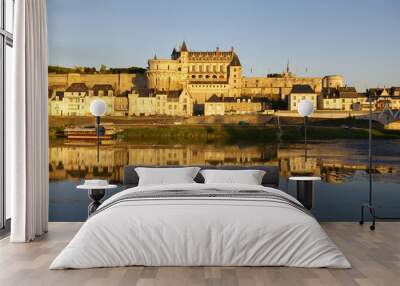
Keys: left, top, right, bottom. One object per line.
{"left": 241, "top": 76, "right": 322, "bottom": 100}
{"left": 48, "top": 73, "right": 147, "bottom": 94}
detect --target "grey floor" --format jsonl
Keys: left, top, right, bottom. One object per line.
{"left": 1, "top": 222, "right": 399, "bottom": 286}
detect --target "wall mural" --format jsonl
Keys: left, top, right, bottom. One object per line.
{"left": 47, "top": 1, "right": 400, "bottom": 222}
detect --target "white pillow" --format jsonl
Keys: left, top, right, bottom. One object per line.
{"left": 200, "top": 169, "right": 266, "bottom": 185}
{"left": 135, "top": 167, "right": 200, "bottom": 186}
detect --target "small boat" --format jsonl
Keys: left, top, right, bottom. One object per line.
{"left": 64, "top": 124, "right": 117, "bottom": 140}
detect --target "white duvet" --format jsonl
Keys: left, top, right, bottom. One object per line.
{"left": 50, "top": 183, "right": 351, "bottom": 269}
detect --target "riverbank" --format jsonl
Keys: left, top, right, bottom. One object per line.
{"left": 48, "top": 114, "right": 384, "bottom": 129}
{"left": 49, "top": 115, "right": 400, "bottom": 143}
{"left": 117, "top": 125, "right": 400, "bottom": 144}
{"left": 48, "top": 113, "right": 371, "bottom": 127}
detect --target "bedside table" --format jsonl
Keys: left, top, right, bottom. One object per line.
{"left": 77, "top": 184, "right": 118, "bottom": 216}
{"left": 289, "top": 176, "right": 321, "bottom": 210}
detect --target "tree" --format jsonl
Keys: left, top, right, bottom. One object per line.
{"left": 267, "top": 73, "right": 283, "bottom": 78}
{"left": 48, "top": 65, "right": 145, "bottom": 74}
{"left": 48, "top": 65, "right": 75, "bottom": 74}
{"left": 83, "top": 66, "right": 97, "bottom": 74}
{"left": 99, "top": 64, "right": 107, "bottom": 74}
{"left": 271, "top": 99, "right": 288, "bottom": 110}
{"left": 107, "top": 67, "right": 146, "bottom": 74}
{"left": 78, "top": 66, "right": 85, "bottom": 73}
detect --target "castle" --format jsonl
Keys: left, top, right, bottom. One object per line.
{"left": 146, "top": 41, "right": 343, "bottom": 103}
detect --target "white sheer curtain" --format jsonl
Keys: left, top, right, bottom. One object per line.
{"left": 7, "top": 0, "right": 49, "bottom": 242}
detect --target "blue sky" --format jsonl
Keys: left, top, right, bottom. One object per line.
{"left": 47, "top": 0, "right": 400, "bottom": 90}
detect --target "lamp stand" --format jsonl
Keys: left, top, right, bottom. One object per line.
{"left": 96, "top": 116, "right": 100, "bottom": 163}
{"left": 304, "top": 116, "right": 308, "bottom": 162}
{"left": 359, "top": 94, "right": 376, "bottom": 230}
{"left": 359, "top": 94, "right": 400, "bottom": 230}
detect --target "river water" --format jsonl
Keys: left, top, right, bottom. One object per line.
{"left": 49, "top": 139, "right": 400, "bottom": 222}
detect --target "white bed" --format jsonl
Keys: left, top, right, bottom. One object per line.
{"left": 50, "top": 183, "right": 351, "bottom": 269}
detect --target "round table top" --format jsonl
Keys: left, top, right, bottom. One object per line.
{"left": 289, "top": 176, "right": 321, "bottom": 181}
{"left": 77, "top": 184, "right": 118, "bottom": 190}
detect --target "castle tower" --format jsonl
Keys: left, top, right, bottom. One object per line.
{"left": 147, "top": 52, "right": 180, "bottom": 91}
{"left": 228, "top": 53, "right": 242, "bottom": 97}
{"left": 179, "top": 41, "right": 189, "bottom": 74}
{"left": 171, "top": 48, "right": 178, "bottom": 60}
{"left": 181, "top": 40, "right": 188, "bottom": 52}
{"left": 322, "top": 75, "right": 344, "bottom": 88}
{"left": 176, "top": 41, "right": 190, "bottom": 88}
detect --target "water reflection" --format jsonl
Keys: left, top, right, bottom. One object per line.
{"left": 49, "top": 140, "right": 399, "bottom": 184}
{"left": 49, "top": 140, "right": 400, "bottom": 222}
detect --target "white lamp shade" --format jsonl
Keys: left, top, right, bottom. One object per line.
{"left": 90, "top": 99, "right": 107, "bottom": 117}
{"left": 297, "top": 99, "right": 314, "bottom": 117}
